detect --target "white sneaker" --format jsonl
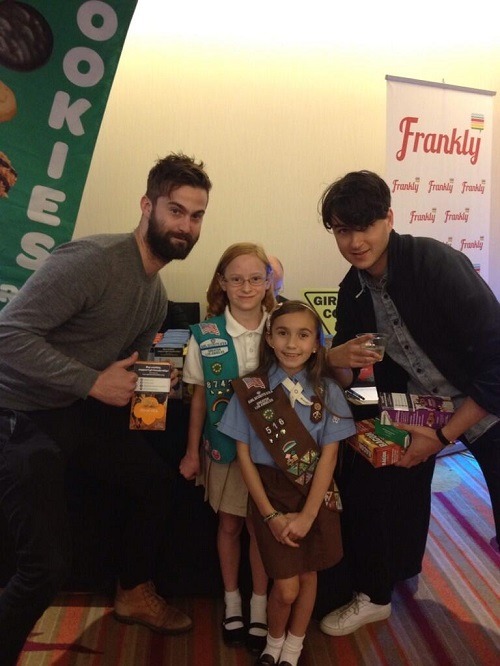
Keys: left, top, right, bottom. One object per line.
{"left": 320, "top": 593, "right": 391, "bottom": 636}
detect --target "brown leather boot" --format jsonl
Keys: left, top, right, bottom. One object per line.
{"left": 113, "top": 581, "right": 192, "bottom": 634}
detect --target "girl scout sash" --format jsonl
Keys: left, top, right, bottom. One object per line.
{"left": 231, "top": 375, "right": 342, "bottom": 511}
{"left": 191, "top": 315, "right": 239, "bottom": 464}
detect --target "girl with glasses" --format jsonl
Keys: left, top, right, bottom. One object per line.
{"left": 180, "top": 242, "right": 275, "bottom": 654}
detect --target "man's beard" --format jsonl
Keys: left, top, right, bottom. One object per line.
{"left": 146, "top": 213, "right": 198, "bottom": 262}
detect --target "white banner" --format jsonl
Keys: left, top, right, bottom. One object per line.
{"left": 386, "top": 76, "right": 495, "bottom": 281}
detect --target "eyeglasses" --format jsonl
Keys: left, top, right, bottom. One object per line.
{"left": 222, "top": 275, "right": 268, "bottom": 288}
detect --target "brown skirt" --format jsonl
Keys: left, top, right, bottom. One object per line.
{"left": 251, "top": 465, "right": 343, "bottom": 580}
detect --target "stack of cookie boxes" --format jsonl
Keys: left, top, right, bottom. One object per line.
{"left": 347, "top": 392, "right": 454, "bottom": 467}
{"left": 346, "top": 418, "right": 409, "bottom": 467}
{"left": 378, "top": 392, "right": 454, "bottom": 429}
{"left": 152, "top": 329, "right": 191, "bottom": 400}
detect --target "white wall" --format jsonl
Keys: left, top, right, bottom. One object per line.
{"left": 74, "top": 2, "right": 500, "bottom": 314}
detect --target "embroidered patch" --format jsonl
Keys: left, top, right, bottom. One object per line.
{"left": 200, "top": 338, "right": 229, "bottom": 357}
{"left": 211, "top": 397, "right": 230, "bottom": 411}
{"left": 199, "top": 322, "right": 220, "bottom": 335}
{"left": 282, "top": 440, "right": 297, "bottom": 453}
{"left": 262, "top": 408, "right": 275, "bottom": 421}
{"left": 242, "top": 376, "right": 266, "bottom": 390}
{"left": 310, "top": 396, "right": 323, "bottom": 423}
{"left": 211, "top": 362, "right": 222, "bottom": 374}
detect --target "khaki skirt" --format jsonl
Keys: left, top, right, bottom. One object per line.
{"left": 197, "top": 451, "right": 249, "bottom": 517}
{"left": 251, "top": 465, "right": 343, "bottom": 580}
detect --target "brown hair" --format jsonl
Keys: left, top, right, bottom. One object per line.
{"left": 255, "top": 300, "right": 329, "bottom": 397}
{"left": 146, "top": 152, "right": 212, "bottom": 204}
{"left": 206, "top": 242, "right": 276, "bottom": 316}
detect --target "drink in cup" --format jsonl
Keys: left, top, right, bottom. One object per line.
{"left": 356, "top": 333, "right": 387, "bottom": 361}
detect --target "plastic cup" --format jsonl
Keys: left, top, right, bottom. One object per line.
{"left": 356, "top": 333, "right": 387, "bottom": 361}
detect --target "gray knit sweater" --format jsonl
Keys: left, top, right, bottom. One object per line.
{"left": 0, "top": 233, "right": 167, "bottom": 410}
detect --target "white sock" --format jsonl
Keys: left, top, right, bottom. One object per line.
{"left": 279, "top": 631, "right": 304, "bottom": 666}
{"left": 249, "top": 592, "right": 267, "bottom": 636}
{"left": 224, "top": 589, "right": 243, "bottom": 629}
{"left": 261, "top": 632, "right": 285, "bottom": 662}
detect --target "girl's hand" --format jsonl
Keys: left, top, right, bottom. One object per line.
{"left": 179, "top": 452, "right": 200, "bottom": 480}
{"left": 268, "top": 514, "right": 300, "bottom": 549}
{"left": 281, "top": 512, "right": 314, "bottom": 543}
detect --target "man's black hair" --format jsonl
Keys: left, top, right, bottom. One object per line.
{"left": 320, "top": 170, "right": 391, "bottom": 231}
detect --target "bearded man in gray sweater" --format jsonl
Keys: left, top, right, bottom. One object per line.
{"left": 0, "top": 152, "right": 212, "bottom": 665}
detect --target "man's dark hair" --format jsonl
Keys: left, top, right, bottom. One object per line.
{"left": 320, "top": 170, "right": 391, "bottom": 231}
{"left": 146, "top": 152, "right": 212, "bottom": 203}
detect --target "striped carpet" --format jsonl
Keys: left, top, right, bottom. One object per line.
{"left": 17, "top": 451, "right": 500, "bottom": 665}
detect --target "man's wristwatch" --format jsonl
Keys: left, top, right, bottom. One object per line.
{"left": 435, "top": 427, "right": 458, "bottom": 448}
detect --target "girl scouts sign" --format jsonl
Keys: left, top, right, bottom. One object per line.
{"left": 0, "top": 0, "right": 138, "bottom": 309}
{"left": 303, "top": 290, "right": 339, "bottom": 335}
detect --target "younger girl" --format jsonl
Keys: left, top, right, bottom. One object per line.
{"left": 219, "top": 301, "right": 355, "bottom": 666}
{"left": 180, "top": 242, "right": 275, "bottom": 653}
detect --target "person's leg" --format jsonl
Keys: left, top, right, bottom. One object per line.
{"left": 320, "top": 454, "right": 434, "bottom": 636}
{"left": 334, "top": 451, "right": 394, "bottom": 604}
{"left": 338, "top": 453, "right": 434, "bottom": 604}
{"left": 74, "top": 398, "right": 191, "bottom": 634}
{"left": 314, "top": 445, "right": 358, "bottom": 619}
{"left": 463, "top": 422, "right": 500, "bottom": 547}
{"left": 246, "top": 515, "right": 268, "bottom": 653}
{"left": 257, "top": 576, "right": 298, "bottom": 664}
{"left": 276, "top": 572, "right": 316, "bottom": 666}
{"left": 247, "top": 516, "right": 268, "bottom": 596}
{"left": 0, "top": 409, "right": 74, "bottom": 666}
{"left": 74, "top": 399, "right": 170, "bottom": 586}
{"left": 287, "top": 571, "right": 316, "bottom": 638}
{"left": 218, "top": 511, "right": 244, "bottom": 592}
{"left": 217, "top": 511, "right": 246, "bottom": 645}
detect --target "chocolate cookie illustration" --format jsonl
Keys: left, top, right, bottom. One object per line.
{"left": 0, "top": 1, "right": 53, "bottom": 71}
{"left": 0, "top": 79, "right": 16, "bottom": 121}
{"left": 0, "top": 151, "right": 17, "bottom": 197}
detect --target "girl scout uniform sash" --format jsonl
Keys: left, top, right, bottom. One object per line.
{"left": 191, "top": 315, "right": 239, "bottom": 464}
{"left": 231, "top": 375, "right": 342, "bottom": 511}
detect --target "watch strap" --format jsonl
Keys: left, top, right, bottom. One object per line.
{"left": 435, "top": 427, "right": 456, "bottom": 448}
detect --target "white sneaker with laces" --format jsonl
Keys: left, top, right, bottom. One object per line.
{"left": 320, "top": 593, "right": 391, "bottom": 636}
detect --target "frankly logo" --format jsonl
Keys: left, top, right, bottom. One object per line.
{"left": 391, "top": 178, "right": 420, "bottom": 193}
{"left": 460, "top": 180, "right": 486, "bottom": 194}
{"left": 428, "top": 179, "right": 453, "bottom": 194}
{"left": 443, "top": 209, "right": 470, "bottom": 224}
{"left": 460, "top": 237, "right": 484, "bottom": 251}
{"left": 396, "top": 117, "right": 481, "bottom": 165}
{"left": 409, "top": 209, "right": 436, "bottom": 224}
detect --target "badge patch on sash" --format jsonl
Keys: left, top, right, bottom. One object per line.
{"left": 310, "top": 395, "right": 323, "bottom": 423}
{"left": 200, "top": 338, "right": 229, "bottom": 357}
{"left": 199, "top": 322, "right": 220, "bottom": 335}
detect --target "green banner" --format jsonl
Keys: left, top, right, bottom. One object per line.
{"left": 0, "top": 0, "right": 138, "bottom": 309}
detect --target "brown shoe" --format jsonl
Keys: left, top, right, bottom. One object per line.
{"left": 113, "top": 581, "right": 192, "bottom": 635}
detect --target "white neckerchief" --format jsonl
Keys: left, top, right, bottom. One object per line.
{"left": 281, "top": 376, "right": 313, "bottom": 408}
